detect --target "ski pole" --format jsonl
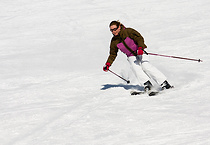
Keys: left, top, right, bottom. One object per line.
{"left": 143, "top": 50, "right": 202, "bottom": 62}
{"left": 108, "top": 69, "right": 130, "bottom": 84}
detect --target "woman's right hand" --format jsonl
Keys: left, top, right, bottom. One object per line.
{"left": 103, "top": 62, "right": 111, "bottom": 72}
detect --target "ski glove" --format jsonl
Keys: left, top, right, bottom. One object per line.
{"left": 138, "top": 47, "right": 144, "bottom": 55}
{"left": 103, "top": 62, "right": 111, "bottom": 72}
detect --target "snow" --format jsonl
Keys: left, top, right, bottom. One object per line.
{"left": 0, "top": 0, "right": 210, "bottom": 144}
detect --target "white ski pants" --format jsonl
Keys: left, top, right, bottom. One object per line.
{"left": 127, "top": 55, "right": 167, "bottom": 86}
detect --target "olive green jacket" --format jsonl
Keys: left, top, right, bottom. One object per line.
{"left": 106, "top": 25, "right": 147, "bottom": 65}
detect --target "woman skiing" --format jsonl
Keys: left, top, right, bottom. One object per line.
{"left": 103, "top": 20, "right": 172, "bottom": 95}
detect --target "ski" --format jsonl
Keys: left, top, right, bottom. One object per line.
{"left": 130, "top": 91, "right": 145, "bottom": 95}
{"left": 148, "top": 91, "right": 159, "bottom": 96}
{"left": 131, "top": 86, "right": 175, "bottom": 96}
{"left": 130, "top": 90, "right": 159, "bottom": 96}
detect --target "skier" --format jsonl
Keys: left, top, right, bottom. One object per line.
{"left": 103, "top": 20, "right": 173, "bottom": 94}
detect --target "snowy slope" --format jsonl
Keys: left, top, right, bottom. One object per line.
{"left": 0, "top": 0, "right": 210, "bottom": 144}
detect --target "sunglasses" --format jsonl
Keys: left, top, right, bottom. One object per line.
{"left": 110, "top": 26, "right": 119, "bottom": 32}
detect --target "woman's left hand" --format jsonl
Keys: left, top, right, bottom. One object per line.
{"left": 138, "top": 47, "right": 144, "bottom": 55}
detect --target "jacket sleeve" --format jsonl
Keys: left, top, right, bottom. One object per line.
{"left": 128, "top": 28, "right": 147, "bottom": 48}
{"left": 106, "top": 40, "right": 118, "bottom": 65}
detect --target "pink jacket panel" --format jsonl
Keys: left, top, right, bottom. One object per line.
{"left": 117, "top": 37, "right": 138, "bottom": 57}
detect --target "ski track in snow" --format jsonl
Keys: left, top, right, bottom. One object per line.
{"left": 1, "top": 0, "right": 210, "bottom": 145}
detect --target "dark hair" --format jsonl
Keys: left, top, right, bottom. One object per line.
{"left": 109, "top": 20, "right": 121, "bottom": 28}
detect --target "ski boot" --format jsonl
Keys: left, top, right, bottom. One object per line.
{"left": 144, "top": 81, "right": 158, "bottom": 96}
{"left": 161, "top": 80, "right": 173, "bottom": 90}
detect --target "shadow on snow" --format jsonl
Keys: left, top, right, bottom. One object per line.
{"left": 101, "top": 84, "right": 144, "bottom": 91}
